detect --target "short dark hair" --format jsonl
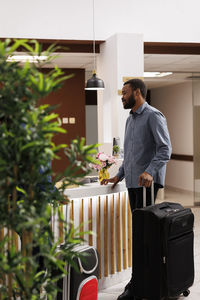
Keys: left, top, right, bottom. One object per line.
{"left": 124, "top": 78, "right": 147, "bottom": 99}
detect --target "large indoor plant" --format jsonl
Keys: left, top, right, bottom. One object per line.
{"left": 0, "top": 39, "right": 97, "bottom": 299}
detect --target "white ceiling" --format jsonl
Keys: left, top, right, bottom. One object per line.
{"left": 19, "top": 52, "right": 200, "bottom": 89}
{"left": 144, "top": 54, "right": 200, "bottom": 72}
{"left": 51, "top": 52, "right": 200, "bottom": 89}
{"left": 144, "top": 54, "right": 200, "bottom": 89}
{"left": 44, "top": 52, "right": 95, "bottom": 70}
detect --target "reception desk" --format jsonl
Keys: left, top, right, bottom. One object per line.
{"left": 55, "top": 181, "right": 132, "bottom": 289}
{"left": 0, "top": 180, "right": 131, "bottom": 295}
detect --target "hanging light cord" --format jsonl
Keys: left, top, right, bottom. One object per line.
{"left": 92, "top": 0, "right": 96, "bottom": 74}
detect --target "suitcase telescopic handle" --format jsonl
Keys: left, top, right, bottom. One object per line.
{"left": 143, "top": 181, "right": 154, "bottom": 208}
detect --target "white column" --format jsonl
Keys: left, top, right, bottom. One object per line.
{"left": 97, "top": 33, "right": 144, "bottom": 147}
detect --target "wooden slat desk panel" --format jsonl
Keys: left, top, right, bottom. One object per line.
{"left": 62, "top": 181, "right": 131, "bottom": 287}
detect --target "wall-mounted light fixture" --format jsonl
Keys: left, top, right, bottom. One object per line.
{"left": 85, "top": 0, "right": 104, "bottom": 91}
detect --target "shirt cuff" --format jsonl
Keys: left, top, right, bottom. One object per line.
{"left": 116, "top": 170, "right": 125, "bottom": 181}
{"left": 144, "top": 166, "right": 154, "bottom": 177}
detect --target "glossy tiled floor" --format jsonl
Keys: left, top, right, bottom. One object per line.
{"left": 98, "top": 187, "right": 200, "bottom": 300}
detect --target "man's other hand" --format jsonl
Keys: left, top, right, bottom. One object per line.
{"left": 100, "top": 176, "right": 120, "bottom": 189}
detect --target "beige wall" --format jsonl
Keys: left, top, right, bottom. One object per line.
{"left": 151, "top": 82, "right": 194, "bottom": 191}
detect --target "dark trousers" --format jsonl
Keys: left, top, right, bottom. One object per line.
{"left": 128, "top": 183, "right": 160, "bottom": 281}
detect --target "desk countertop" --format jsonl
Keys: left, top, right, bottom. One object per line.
{"left": 64, "top": 181, "right": 126, "bottom": 199}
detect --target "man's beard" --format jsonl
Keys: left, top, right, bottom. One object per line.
{"left": 123, "top": 94, "right": 136, "bottom": 109}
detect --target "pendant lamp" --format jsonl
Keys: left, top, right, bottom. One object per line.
{"left": 85, "top": 0, "right": 105, "bottom": 90}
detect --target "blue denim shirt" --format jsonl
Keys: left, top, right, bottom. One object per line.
{"left": 117, "top": 102, "right": 172, "bottom": 188}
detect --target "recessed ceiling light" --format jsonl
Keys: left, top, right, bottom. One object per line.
{"left": 144, "top": 72, "right": 173, "bottom": 78}
{"left": 7, "top": 55, "right": 48, "bottom": 63}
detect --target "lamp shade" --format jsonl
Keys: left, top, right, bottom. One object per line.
{"left": 85, "top": 73, "right": 105, "bottom": 90}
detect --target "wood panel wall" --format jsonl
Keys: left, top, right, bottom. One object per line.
{"left": 39, "top": 68, "right": 86, "bottom": 175}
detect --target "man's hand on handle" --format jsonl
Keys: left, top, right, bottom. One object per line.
{"left": 100, "top": 176, "right": 120, "bottom": 189}
{"left": 138, "top": 172, "right": 153, "bottom": 188}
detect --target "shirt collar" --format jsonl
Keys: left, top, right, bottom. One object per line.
{"left": 130, "top": 101, "right": 148, "bottom": 115}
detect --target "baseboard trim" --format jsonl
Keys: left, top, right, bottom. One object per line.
{"left": 165, "top": 185, "right": 193, "bottom": 195}
{"left": 165, "top": 185, "right": 200, "bottom": 207}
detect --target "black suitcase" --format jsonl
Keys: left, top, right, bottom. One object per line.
{"left": 56, "top": 244, "right": 99, "bottom": 300}
{"left": 132, "top": 187, "right": 194, "bottom": 300}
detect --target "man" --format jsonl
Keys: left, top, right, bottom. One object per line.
{"left": 101, "top": 79, "right": 172, "bottom": 300}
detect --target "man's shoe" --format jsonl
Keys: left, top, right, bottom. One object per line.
{"left": 117, "top": 287, "right": 134, "bottom": 300}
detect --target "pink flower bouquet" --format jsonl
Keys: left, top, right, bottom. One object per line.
{"left": 90, "top": 152, "right": 116, "bottom": 171}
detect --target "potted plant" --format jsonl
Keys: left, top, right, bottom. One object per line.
{"left": 0, "top": 39, "right": 97, "bottom": 299}
{"left": 112, "top": 144, "right": 120, "bottom": 157}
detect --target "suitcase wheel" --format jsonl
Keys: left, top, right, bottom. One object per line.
{"left": 183, "top": 289, "right": 190, "bottom": 297}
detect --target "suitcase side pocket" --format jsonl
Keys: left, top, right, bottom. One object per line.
{"left": 166, "top": 231, "right": 194, "bottom": 297}
{"left": 169, "top": 209, "right": 194, "bottom": 238}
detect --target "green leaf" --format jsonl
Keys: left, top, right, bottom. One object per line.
{"left": 16, "top": 186, "right": 27, "bottom": 195}
{"left": 17, "top": 39, "right": 35, "bottom": 53}
{"left": 50, "top": 127, "right": 66, "bottom": 133}
{"left": 7, "top": 39, "right": 28, "bottom": 54}
{"left": 42, "top": 113, "right": 59, "bottom": 123}
{"left": 38, "top": 72, "right": 44, "bottom": 91}
{"left": 51, "top": 74, "right": 74, "bottom": 86}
